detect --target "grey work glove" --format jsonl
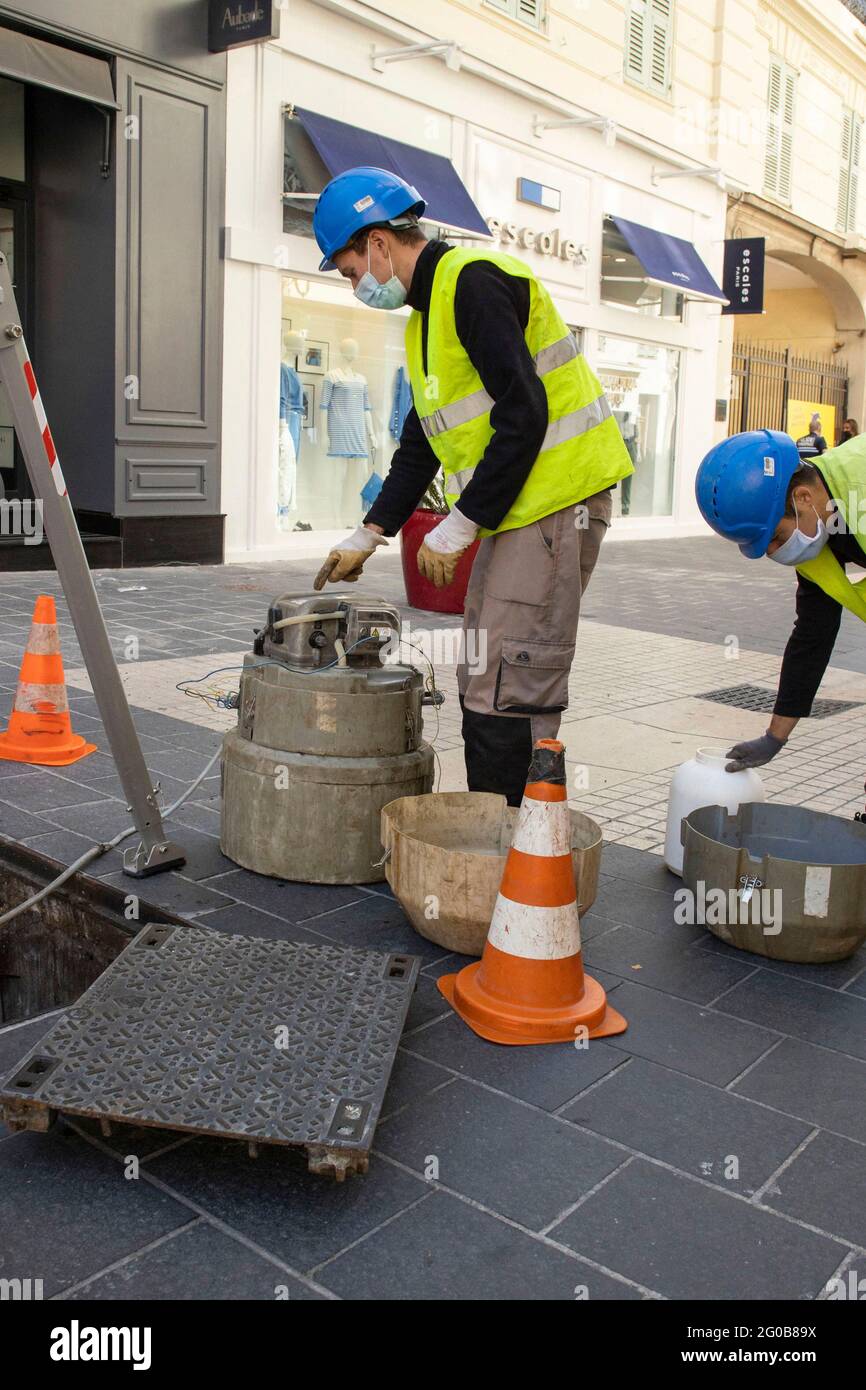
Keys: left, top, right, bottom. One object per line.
{"left": 725, "top": 731, "right": 786, "bottom": 773}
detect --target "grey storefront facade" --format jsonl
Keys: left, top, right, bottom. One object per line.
{"left": 0, "top": 1, "right": 226, "bottom": 569}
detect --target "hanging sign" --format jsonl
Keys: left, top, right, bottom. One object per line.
{"left": 721, "top": 237, "right": 765, "bottom": 315}
{"left": 208, "top": 1, "right": 280, "bottom": 52}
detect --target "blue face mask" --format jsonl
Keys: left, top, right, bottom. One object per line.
{"left": 769, "top": 501, "right": 829, "bottom": 566}
{"left": 354, "top": 243, "right": 407, "bottom": 311}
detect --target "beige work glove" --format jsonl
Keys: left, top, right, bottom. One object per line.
{"left": 314, "top": 526, "right": 387, "bottom": 591}
{"left": 416, "top": 507, "right": 479, "bottom": 589}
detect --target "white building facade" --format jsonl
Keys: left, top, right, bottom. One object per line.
{"left": 221, "top": 0, "right": 732, "bottom": 564}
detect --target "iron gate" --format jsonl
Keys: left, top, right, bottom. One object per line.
{"left": 729, "top": 343, "right": 849, "bottom": 441}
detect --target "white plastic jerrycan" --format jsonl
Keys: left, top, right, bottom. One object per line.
{"left": 664, "top": 746, "right": 766, "bottom": 876}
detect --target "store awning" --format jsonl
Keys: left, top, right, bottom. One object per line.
{"left": 608, "top": 215, "right": 728, "bottom": 304}
{"left": 0, "top": 26, "right": 117, "bottom": 109}
{"left": 292, "top": 107, "right": 490, "bottom": 239}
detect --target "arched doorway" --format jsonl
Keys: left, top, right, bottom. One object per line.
{"left": 729, "top": 249, "right": 866, "bottom": 444}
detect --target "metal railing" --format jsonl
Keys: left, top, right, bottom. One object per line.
{"left": 729, "top": 343, "right": 849, "bottom": 441}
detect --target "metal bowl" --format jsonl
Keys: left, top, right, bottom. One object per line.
{"left": 682, "top": 802, "right": 866, "bottom": 963}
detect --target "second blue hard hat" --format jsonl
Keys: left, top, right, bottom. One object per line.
{"left": 313, "top": 166, "right": 426, "bottom": 272}
{"left": 695, "top": 429, "right": 801, "bottom": 558}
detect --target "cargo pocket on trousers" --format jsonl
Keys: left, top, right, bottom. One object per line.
{"left": 493, "top": 638, "right": 575, "bottom": 714}
{"left": 484, "top": 520, "right": 558, "bottom": 606}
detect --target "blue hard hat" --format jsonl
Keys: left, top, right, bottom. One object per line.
{"left": 313, "top": 166, "right": 426, "bottom": 272}
{"left": 695, "top": 429, "right": 801, "bottom": 559}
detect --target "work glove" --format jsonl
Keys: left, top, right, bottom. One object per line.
{"left": 725, "top": 731, "right": 786, "bottom": 773}
{"left": 314, "top": 526, "right": 387, "bottom": 590}
{"left": 416, "top": 507, "right": 479, "bottom": 589}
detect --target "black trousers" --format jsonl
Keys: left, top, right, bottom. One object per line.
{"left": 460, "top": 697, "right": 532, "bottom": 807}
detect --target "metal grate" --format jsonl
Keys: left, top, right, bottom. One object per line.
{"left": 697, "top": 684, "right": 862, "bottom": 719}
{"left": 0, "top": 924, "right": 419, "bottom": 1180}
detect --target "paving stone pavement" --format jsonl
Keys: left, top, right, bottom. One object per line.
{"left": 0, "top": 542, "right": 864, "bottom": 1300}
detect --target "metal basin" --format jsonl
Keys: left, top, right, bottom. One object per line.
{"left": 682, "top": 802, "right": 866, "bottom": 963}
{"left": 381, "top": 792, "right": 602, "bottom": 957}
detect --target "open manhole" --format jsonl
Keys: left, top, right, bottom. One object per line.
{"left": 0, "top": 833, "right": 185, "bottom": 1024}
{"left": 696, "top": 684, "right": 862, "bottom": 719}
{"left": 0, "top": 837, "right": 419, "bottom": 1178}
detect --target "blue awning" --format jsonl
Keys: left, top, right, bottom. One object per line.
{"left": 610, "top": 215, "right": 728, "bottom": 304}
{"left": 293, "top": 107, "right": 490, "bottom": 240}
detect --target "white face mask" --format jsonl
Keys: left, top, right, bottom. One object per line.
{"left": 769, "top": 500, "right": 829, "bottom": 566}
{"left": 353, "top": 242, "right": 407, "bottom": 311}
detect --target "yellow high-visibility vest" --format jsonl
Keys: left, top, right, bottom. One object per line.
{"left": 404, "top": 247, "right": 633, "bottom": 535}
{"left": 797, "top": 437, "right": 866, "bottom": 621}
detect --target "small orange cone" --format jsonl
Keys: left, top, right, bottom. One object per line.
{"left": 0, "top": 594, "right": 96, "bottom": 766}
{"left": 438, "top": 739, "right": 627, "bottom": 1046}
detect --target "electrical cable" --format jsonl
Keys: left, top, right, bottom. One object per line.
{"left": 0, "top": 633, "right": 424, "bottom": 928}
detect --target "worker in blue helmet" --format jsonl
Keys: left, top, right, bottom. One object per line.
{"left": 310, "top": 166, "right": 633, "bottom": 807}
{"left": 696, "top": 427, "right": 866, "bottom": 801}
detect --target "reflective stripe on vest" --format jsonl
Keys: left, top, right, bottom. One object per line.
{"left": 419, "top": 331, "right": 579, "bottom": 441}
{"left": 445, "top": 394, "right": 614, "bottom": 497}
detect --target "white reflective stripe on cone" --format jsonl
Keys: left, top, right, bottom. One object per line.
{"left": 25, "top": 623, "right": 61, "bottom": 656}
{"left": 15, "top": 681, "right": 68, "bottom": 713}
{"left": 488, "top": 897, "right": 582, "bottom": 960}
{"left": 511, "top": 798, "right": 573, "bottom": 857}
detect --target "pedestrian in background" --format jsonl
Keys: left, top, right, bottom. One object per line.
{"left": 840, "top": 418, "right": 859, "bottom": 443}
{"left": 796, "top": 412, "right": 828, "bottom": 459}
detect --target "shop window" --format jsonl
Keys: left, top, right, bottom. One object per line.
{"left": 837, "top": 107, "right": 862, "bottom": 234}
{"left": 0, "top": 80, "right": 25, "bottom": 183}
{"left": 600, "top": 216, "right": 683, "bottom": 320}
{"left": 594, "top": 333, "right": 680, "bottom": 519}
{"left": 277, "top": 277, "right": 411, "bottom": 533}
{"left": 484, "top": 0, "right": 547, "bottom": 32}
{"left": 624, "top": 0, "right": 673, "bottom": 98}
{"left": 764, "top": 57, "right": 796, "bottom": 203}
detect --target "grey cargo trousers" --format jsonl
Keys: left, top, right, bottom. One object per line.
{"left": 457, "top": 489, "right": 612, "bottom": 805}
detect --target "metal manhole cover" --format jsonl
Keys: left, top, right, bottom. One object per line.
{"left": 0, "top": 924, "right": 419, "bottom": 1180}
{"left": 697, "top": 684, "right": 862, "bottom": 719}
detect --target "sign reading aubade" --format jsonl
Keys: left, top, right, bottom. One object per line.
{"left": 208, "top": 0, "right": 280, "bottom": 52}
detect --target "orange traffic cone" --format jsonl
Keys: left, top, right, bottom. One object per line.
{"left": 0, "top": 595, "right": 96, "bottom": 766}
{"left": 438, "top": 739, "right": 627, "bottom": 1046}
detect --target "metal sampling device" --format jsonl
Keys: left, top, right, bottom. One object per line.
{"left": 220, "top": 593, "right": 435, "bottom": 884}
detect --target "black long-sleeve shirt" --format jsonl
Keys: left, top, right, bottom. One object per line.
{"left": 775, "top": 471, "right": 865, "bottom": 716}
{"left": 363, "top": 240, "right": 548, "bottom": 534}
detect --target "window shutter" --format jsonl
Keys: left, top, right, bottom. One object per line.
{"left": 485, "top": 0, "right": 545, "bottom": 26}
{"left": 648, "top": 0, "right": 672, "bottom": 93}
{"left": 625, "top": 1, "right": 648, "bottom": 84}
{"left": 517, "top": 0, "right": 543, "bottom": 24}
{"left": 764, "top": 58, "right": 795, "bottom": 201}
{"left": 764, "top": 59, "right": 782, "bottom": 195}
{"left": 838, "top": 109, "right": 853, "bottom": 230}
{"left": 838, "top": 109, "right": 862, "bottom": 233}
{"left": 851, "top": 115, "right": 862, "bottom": 232}
{"left": 778, "top": 66, "right": 796, "bottom": 202}
{"left": 625, "top": 1, "right": 672, "bottom": 94}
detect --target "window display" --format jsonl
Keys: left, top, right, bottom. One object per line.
{"left": 594, "top": 334, "right": 680, "bottom": 518}
{"left": 279, "top": 277, "right": 408, "bottom": 532}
